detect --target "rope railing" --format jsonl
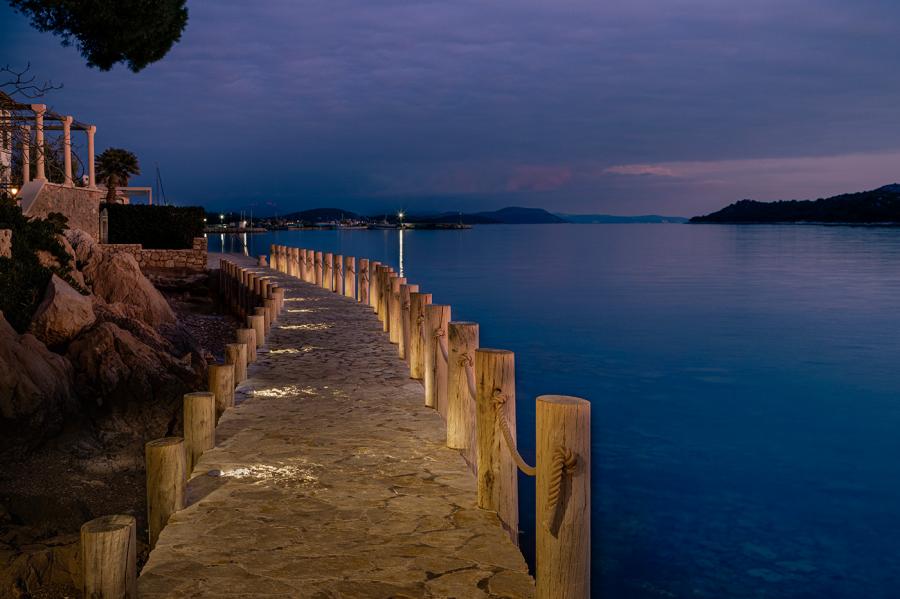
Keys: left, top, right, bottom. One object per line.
{"left": 261, "top": 245, "right": 591, "bottom": 599}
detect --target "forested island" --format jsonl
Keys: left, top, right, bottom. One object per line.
{"left": 691, "top": 184, "right": 900, "bottom": 224}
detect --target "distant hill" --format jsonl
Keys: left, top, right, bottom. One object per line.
{"left": 691, "top": 184, "right": 900, "bottom": 224}
{"left": 282, "top": 208, "right": 361, "bottom": 222}
{"left": 560, "top": 214, "right": 688, "bottom": 224}
{"left": 473, "top": 206, "right": 567, "bottom": 224}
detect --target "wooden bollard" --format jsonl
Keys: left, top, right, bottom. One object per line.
{"left": 475, "top": 348, "right": 519, "bottom": 543}
{"left": 249, "top": 314, "right": 265, "bottom": 347}
{"left": 264, "top": 298, "right": 277, "bottom": 328}
{"left": 225, "top": 342, "right": 248, "bottom": 383}
{"left": 81, "top": 515, "right": 137, "bottom": 598}
{"left": 208, "top": 363, "right": 235, "bottom": 419}
{"left": 315, "top": 251, "right": 323, "bottom": 286}
{"left": 368, "top": 260, "right": 380, "bottom": 308}
{"left": 373, "top": 265, "right": 384, "bottom": 319}
{"left": 297, "top": 248, "right": 305, "bottom": 280}
{"left": 257, "top": 254, "right": 267, "bottom": 267}
{"left": 380, "top": 269, "right": 394, "bottom": 329}
{"left": 333, "top": 254, "right": 343, "bottom": 294}
{"left": 145, "top": 437, "right": 186, "bottom": 548}
{"left": 269, "top": 244, "right": 278, "bottom": 271}
{"left": 389, "top": 276, "right": 406, "bottom": 344}
{"left": 448, "top": 322, "right": 479, "bottom": 454}
{"left": 323, "top": 252, "right": 333, "bottom": 290}
{"left": 254, "top": 305, "right": 269, "bottom": 335}
{"left": 536, "top": 395, "right": 591, "bottom": 599}
{"left": 307, "top": 250, "right": 315, "bottom": 283}
{"left": 424, "top": 304, "right": 451, "bottom": 411}
{"left": 183, "top": 391, "right": 215, "bottom": 473}
{"left": 399, "top": 283, "right": 419, "bottom": 360}
{"left": 291, "top": 247, "right": 299, "bottom": 278}
{"left": 273, "top": 287, "right": 285, "bottom": 314}
{"left": 344, "top": 256, "right": 356, "bottom": 299}
{"left": 236, "top": 328, "right": 257, "bottom": 363}
{"left": 408, "top": 292, "right": 432, "bottom": 380}
{"left": 358, "top": 258, "right": 369, "bottom": 303}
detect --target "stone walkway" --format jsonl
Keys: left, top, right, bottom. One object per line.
{"left": 137, "top": 254, "right": 534, "bottom": 598}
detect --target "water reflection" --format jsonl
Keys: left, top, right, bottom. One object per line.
{"left": 399, "top": 228, "right": 405, "bottom": 277}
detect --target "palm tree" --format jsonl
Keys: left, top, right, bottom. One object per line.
{"left": 96, "top": 148, "right": 140, "bottom": 204}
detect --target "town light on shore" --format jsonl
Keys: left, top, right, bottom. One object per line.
{"left": 10, "top": 187, "right": 18, "bottom": 196}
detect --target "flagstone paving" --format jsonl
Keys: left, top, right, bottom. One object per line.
{"left": 137, "top": 254, "right": 534, "bottom": 598}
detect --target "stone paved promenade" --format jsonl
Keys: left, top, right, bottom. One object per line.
{"left": 138, "top": 254, "right": 534, "bottom": 598}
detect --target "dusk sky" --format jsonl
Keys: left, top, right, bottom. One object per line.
{"left": 3, "top": 0, "right": 900, "bottom": 216}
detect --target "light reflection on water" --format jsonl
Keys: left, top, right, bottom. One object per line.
{"left": 210, "top": 224, "right": 900, "bottom": 598}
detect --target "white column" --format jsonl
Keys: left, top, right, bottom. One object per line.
{"left": 62, "top": 115, "right": 73, "bottom": 186}
{"left": 31, "top": 104, "right": 46, "bottom": 181}
{"left": 87, "top": 125, "right": 96, "bottom": 188}
{"left": 22, "top": 125, "right": 30, "bottom": 185}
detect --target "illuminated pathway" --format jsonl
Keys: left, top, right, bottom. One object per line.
{"left": 138, "top": 254, "right": 534, "bottom": 598}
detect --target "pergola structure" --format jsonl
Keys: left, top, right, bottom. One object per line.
{"left": 0, "top": 91, "right": 97, "bottom": 190}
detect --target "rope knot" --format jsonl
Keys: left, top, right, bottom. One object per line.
{"left": 457, "top": 353, "right": 474, "bottom": 368}
{"left": 491, "top": 388, "right": 507, "bottom": 406}
{"left": 402, "top": 302, "right": 411, "bottom": 310}
{"left": 433, "top": 328, "right": 445, "bottom": 339}
{"left": 416, "top": 314, "right": 425, "bottom": 325}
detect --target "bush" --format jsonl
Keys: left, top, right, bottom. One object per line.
{"left": 0, "top": 197, "right": 81, "bottom": 332}
{"left": 106, "top": 204, "right": 205, "bottom": 249}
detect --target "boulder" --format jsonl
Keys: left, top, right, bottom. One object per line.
{"left": 29, "top": 275, "right": 95, "bottom": 346}
{"left": 66, "top": 322, "right": 201, "bottom": 431}
{"left": 64, "top": 228, "right": 101, "bottom": 267}
{"left": 82, "top": 250, "right": 176, "bottom": 327}
{"left": 0, "top": 312, "right": 75, "bottom": 440}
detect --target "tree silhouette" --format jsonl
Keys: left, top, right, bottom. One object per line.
{"left": 96, "top": 147, "right": 139, "bottom": 203}
{"left": 8, "top": 0, "right": 189, "bottom": 72}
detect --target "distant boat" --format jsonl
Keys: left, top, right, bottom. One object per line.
{"left": 368, "top": 216, "right": 398, "bottom": 229}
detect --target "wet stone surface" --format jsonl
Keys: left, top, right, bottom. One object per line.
{"left": 138, "top": 254, "right": 534, "bottom": 598}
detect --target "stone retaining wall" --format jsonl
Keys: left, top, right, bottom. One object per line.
{"left": 102, "top": 237, "right": 208, "bottom": 272}
{"left": 20, "top": 181, "right": 103, "bottom": 239}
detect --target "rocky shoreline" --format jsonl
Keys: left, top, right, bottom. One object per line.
{"left": 0, "top": 229, "right": 233, "bottom": 598}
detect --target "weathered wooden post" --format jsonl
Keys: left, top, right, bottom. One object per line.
{"left": 399, "top": 283, "right": 419, "bottom": 360}
{"left": 323, "top": 252, "right": 333, "bottom": 290}
{"left": 306, "top": 250, "right": 315, "bottom": 283}
{"left": 381, "top": 269, "right": 394, "bottom": 330}
{"left": 315, "top": 251, "right": 324, "bottom": 286}
{"left": 475, "top": 348, "right": 519, "bottom": 543}
{"left": 145, "top": 437, "right": 186, "bottom": 548}
{"left": 358, "top": 258, "right": 369, "bottom": 303}
{"left": 368, "top": 260, "right": 380, "bottom": 309}
{"left": 257, "top": 254, "right": 267, "bottom": 267}
{"left": 225, "top": 342, "right": 248, "bottom": 383}
{"left": 536, "top": 395, "right": 591, "bottom": 599}
{"left": 236, "top": 328, "right": 257, "bottom": 363}
{"left": 448, "top": 322, "right": 479, "bottom": 459}
{"left": 389, "top": 276, "right": 406, "bottom": 344}
{"left": 344, "top": 256, "right": 356, "bottom": 298}
{"left": 208, "top": 363, "right": 235, "bottom": 419}
{"left": 264, "top": 297, "right": 277, "bottom": 328}
{"left": 183, "top": 391, "right": 215, "bottom": 472}
{"left": 269, "top": 244, "right": 278, "bottom": 271}
{"left": 333, "top": 254, "right": 343, "bottom": 294}
{"left": 408, "top": 292, "right": 432, "bottom": 380}
{"left": 80, "top": 515, "right": 137, "bottom": 599}
{"left": 424, "top": 304, "right": 451, "bottom": 411}
{"left": 273, "top": 287, "right": 285, "bottom": 315}
{"left": 372, "top": 265, "right": 384, "bottom": 319}
{"left": 255, "top": 306, "right": 270, "bottom": 337}
{"left": 249, "top": 313, "right": 266, "bottom": 347}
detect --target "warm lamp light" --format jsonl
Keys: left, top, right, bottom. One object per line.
{"left": 10, "top": 187, "right": 18, "bottom": 196}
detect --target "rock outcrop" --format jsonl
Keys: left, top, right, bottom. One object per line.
{"left": 65, "top": 229, "right": 176, "bottom": 327}
{"left": 29, "top": 275, "right": 95, "bottom": 346}
{"left": 0, "top": 312, "right": 75, "bottom": 440}
{"left": 66, "top": 322, "right": 200, "bottom": 430}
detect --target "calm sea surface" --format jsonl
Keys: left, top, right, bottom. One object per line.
{"left": 209, "top": 224, "right": 900, "bottom": 598}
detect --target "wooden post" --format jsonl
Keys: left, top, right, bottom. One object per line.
{"left": 344, "top": 256, "right": 356, "bottom": 299}
{"left": 264, "top": 298, "right": 277, "bottom": 328}
{"left": 183, "top": 391, "right": 215, "bottom": 473}
{"left": 236, "top": 328, "right": 257, "bottom": 364}
{"left": 145, "top": 437, "right": 186, "bottom": 548}
{"left": 333, "top": 254, "right": 343, "bottom": 294}
{"left": 358, "top": 258, "right": 369, "bottom": 303}
{"left": 475, "top": 348, "right": 519, "bottom": 543}
{"left": 208, "top": 363, "right": 235, "bottom": 419}
{"left": 368, "top": 260, "right": 380, "bottom": 309}
{"left": 373, "top": 265, "right": 384, "bottom": 319}
{"left": 389, "top": 275, "right": 405, "bottom": 344}
{"left": 424, "top": 304, "right": 451, "bottom": 411}
{"left": 273, "top": 287, "right": 285, "bottom": 314}
{"left": 536, "top": 395, "right": 591, "bottom": 599}
{"left": 323, "top": 252, "right": 333, "bottom": 290}
{"left": 381, "top": 269, "right": 394, "bottom": 330}
{"left": 269, "top": 244, "right": 278, "bottom": 271}
{"left": 307, "top": 250, "right": 315, "bottom": 283}
{"left": 255, "top": 306, "right": 270, "bottom": 337}
{"left": 315, "top": 251, "right": 323, "bottom": 286}
{"left": 399, "top": 283, "right": 419, "bottom": 360}
{"left": 249, "top": 314, "right": 265, "bottom": 347}
{"left": 81, "top": 515, "right": 137, "bottom": 599}
{"left": 447, "top": 322, "right": 479, "bottom": 457}
{"left": 225, "top": 342, "right": 248, "bottom": 383}
{"left": 408, "top": 292, "right": 432, "bottom": 380}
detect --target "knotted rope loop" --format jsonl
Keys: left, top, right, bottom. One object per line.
{"left": 402, "top": 301, "right": 411, "bottom": 310}
{"left": 491, "top": 388, "right": 536, "bottom": 477}
{"left": 459, "top": 354, "right": 477, "bottom": 400}
{"left": 543, "top": 446, "right": 578, "bottom": 532}
{"left": 432, "top": 327, "right": 445, "bottom": 339}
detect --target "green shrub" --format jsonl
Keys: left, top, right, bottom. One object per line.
{"left": 0, "top": 197, "right": 82, "bottom": 332}
{"left": 106, "top": 204, "right": 205, "bottom": 249}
